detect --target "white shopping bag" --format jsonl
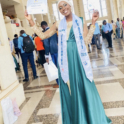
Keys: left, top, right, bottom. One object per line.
{"left": 45, "top": 53, "right": 52, "bottom": 61}
{"left": 1, "top": 97, "right": 18, "bottom": 124}
{"left": 44, "top": 61, "right": 58, "bottom": 82}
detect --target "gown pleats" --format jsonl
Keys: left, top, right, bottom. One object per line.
{"left": 58, "top": 25, "right": 112, "bottom": 124}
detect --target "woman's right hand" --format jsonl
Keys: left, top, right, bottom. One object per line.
{"left": 25, "top": 10, "right": 32, "bottom": 21}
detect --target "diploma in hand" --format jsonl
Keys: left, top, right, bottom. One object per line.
{"left": 27, "top": 0, "right": 48, "bottom": 14}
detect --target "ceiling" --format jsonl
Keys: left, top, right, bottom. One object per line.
{"left": 1, "top": 0, "right": 19, "bottom": 8}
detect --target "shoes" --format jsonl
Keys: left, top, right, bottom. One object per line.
{"left": 97, "top": 48, "right": 101, "bottom": 50}
{"left": 23, "top": 79, "right": 29, "bottom": 82}
{"left": 53, "top": 84, "right": 59, "bottom": 88}
{"left": 34, "top": 76, "right": 38, "bottom": 79}
{"left": 109, "top": 47, "right": 113, "bottom": 48}
{"left": 106, "top": 46, "right": 109, "bottom": 48}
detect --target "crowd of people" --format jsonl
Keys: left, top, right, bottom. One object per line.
{"left": 87, "top": 17, "right": 124, "bottom": 52}
{"left": 9, "top": 20, "right": 59, "bottom": 88}
{"left": 9, "top": 17, "right": 124, "bottom": 89}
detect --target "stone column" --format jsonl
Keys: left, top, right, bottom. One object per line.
{"left": 14, "top": 3, "right": 34, "bottom": 35}
{"left": 72, "top": 0, "right": 80, "bottom": 17}
{"left": 34, "top": 14, "right": 43, "bottom": 25}
{"left": 0, "top": 3, "right": 17, "bottom": 90}
{"left": 117, "top": 0, "right": 123, "bottom": 19}
{"left": 0, "top": 3, "right": 25, "bottom": 123}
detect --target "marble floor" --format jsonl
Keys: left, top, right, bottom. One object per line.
{"left": 15, "top": 38, "right": 124, "bottom": 124}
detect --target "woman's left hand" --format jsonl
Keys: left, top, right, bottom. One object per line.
{"left": 92, "top": 10, "right": 99, "bottom": 25}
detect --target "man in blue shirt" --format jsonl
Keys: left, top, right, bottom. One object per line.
{"left": 93, "top": 23, "right": 101, "bottom": 49}
{"left": 103, "top": 20, "right": 113, "bottom": 48}
{"left": 41, "top": 21, "right": 59, "bottom": 88}
{"left": 18, "top": 30, "right": 38, "bottom": 82}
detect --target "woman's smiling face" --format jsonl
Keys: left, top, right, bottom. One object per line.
{"left": 58, "top": 1, "right": 72, "bottom": 17}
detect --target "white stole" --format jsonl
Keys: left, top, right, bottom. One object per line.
{"left": 58, "top": 14, "right": 93, "bottom": 83}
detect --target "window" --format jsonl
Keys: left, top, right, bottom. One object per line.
{"left": 52, "top": 0, "right": 74, "bottom": 21}
{"left": 52, "top": 3, "right": 59, "bottom": 21}
{"left": 83, "top": 0, "right": 107, "bottom": 20}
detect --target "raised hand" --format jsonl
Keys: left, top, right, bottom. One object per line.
{"left": 25, "top": 10, "right": 35, "bottom": 26}
{"left": 25, "top": 10, "right": 32, "bottom": 21}
{"left": 92, "top": 10, "right": 99, "bottom": 25}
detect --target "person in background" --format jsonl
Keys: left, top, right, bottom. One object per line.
{"left": 103, "top": 20, "right": 113, "bottom": 48}
{"left": 34, "top": 34, "right": 46, "bottom": 67}
{"left": 111, "top": 20, "right": 116, "bottom": 40}
{"left": 41, "top": 21, "right": 59, "bottom": 88}
{"left": 13, "top": 34, "right": 21, "bottom": 58}
{"left": 89, "top": 24, "right": 95, "bottom": 45}
{"left": 13, "top": 34, "right": 21, "bottom": 67}
{"left": 18, "top": 30, "right": 38, "bottom": 82}
{"left": 100, "top": 25, "right": 102, "bottom": 34}
{"left": 101, "top": 24, "right": 106, "bottom": 39}
{"left": 120, "top": 19, "right": 123, "bottom": 38}
{"left": 93, "top": 22, "right": 101, "bottom": 49}
{"left": 8, "top": 38, "right": 19, "bottom": 72}
{"left": 122, "top": 17, "right": 124, "bottom": 39}
{"left": 116, "top": 18, "right": 121, "bottom": 38}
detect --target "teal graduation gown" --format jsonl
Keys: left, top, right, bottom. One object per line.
{"left": 58, "top": 22, "right": 112, "bottom": 124}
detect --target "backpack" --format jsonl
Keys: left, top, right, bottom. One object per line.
{"left": 21, "top": 35, "right": 35, "bottom": 53}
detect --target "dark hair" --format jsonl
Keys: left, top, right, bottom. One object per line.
{"left": 14, "top": 34, "right": 18, "bottom": 38}
{"left": 41, "top": 21, "right": 48, "bottom": 27}
{"left": 103, "top": 20, "right": 106, "bottom": 24}
{"left": 35, "top": 33, "right": 38, "bottom": 37}
{"left": 20, "top": 30, "right": 25, "bottom": 36}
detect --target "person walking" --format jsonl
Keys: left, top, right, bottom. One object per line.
{"left": 13, "top": 34, "right": 21, "bottom": 67}
{"left": 34, "top": 34, "right": 46, "bottom": 67}
{"left": 41, "top": 21, "right": 59, "bottom": 88}
{"left": 89, "top": 24, "right": 95, "bottom": 45}
{"left": 122, "top": 17, "right": 124, "bottom": 39}
{"left": 13, "top": 34, "right": 21, "bottom": 58}
{"left": 116, "top": 18, "right": 121, "bottom": 38}
{"left": 103, "top": 20, "right": 113, "bottom": 48}
{"left": 18, "top": 30, "right": 38, "bottom": 82}
{"left": 101, "top": 24, "right": 106, "bottom": 39}
{"left": 8, "top": 38, "right": 19, "bottom": 72}
{"left": 25, "top": 0, "right": 112, "bottom": 123}
{"left": 111, "top": 20, "right": 116, "bottom": 39}
{"left": 93, "top": 22, "right": 101, "bottom": 49}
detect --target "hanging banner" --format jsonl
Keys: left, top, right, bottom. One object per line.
{"left": 27, "top": 0, "right": 48, "bottom": 14}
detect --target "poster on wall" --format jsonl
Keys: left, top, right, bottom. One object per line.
{"left": 27, "top": 0, "right": 48, "bottom": 14}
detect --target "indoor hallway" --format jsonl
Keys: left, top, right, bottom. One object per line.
{"left": 15, "top": 38, "right": 124, "bottom": 124}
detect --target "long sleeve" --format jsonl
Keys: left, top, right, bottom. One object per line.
{"left": 31, "top": 24, "right": 57, "bottom": 40}
{"left": 83, "top": 23, "right": 95, "bottom": 45}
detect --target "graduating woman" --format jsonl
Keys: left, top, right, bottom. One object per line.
{"left": 25, "top": 0, "right": 112, "bottom": 123}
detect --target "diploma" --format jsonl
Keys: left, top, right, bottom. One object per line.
{"left": 27, "top": 0, "right": 48, "bottom": 14}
